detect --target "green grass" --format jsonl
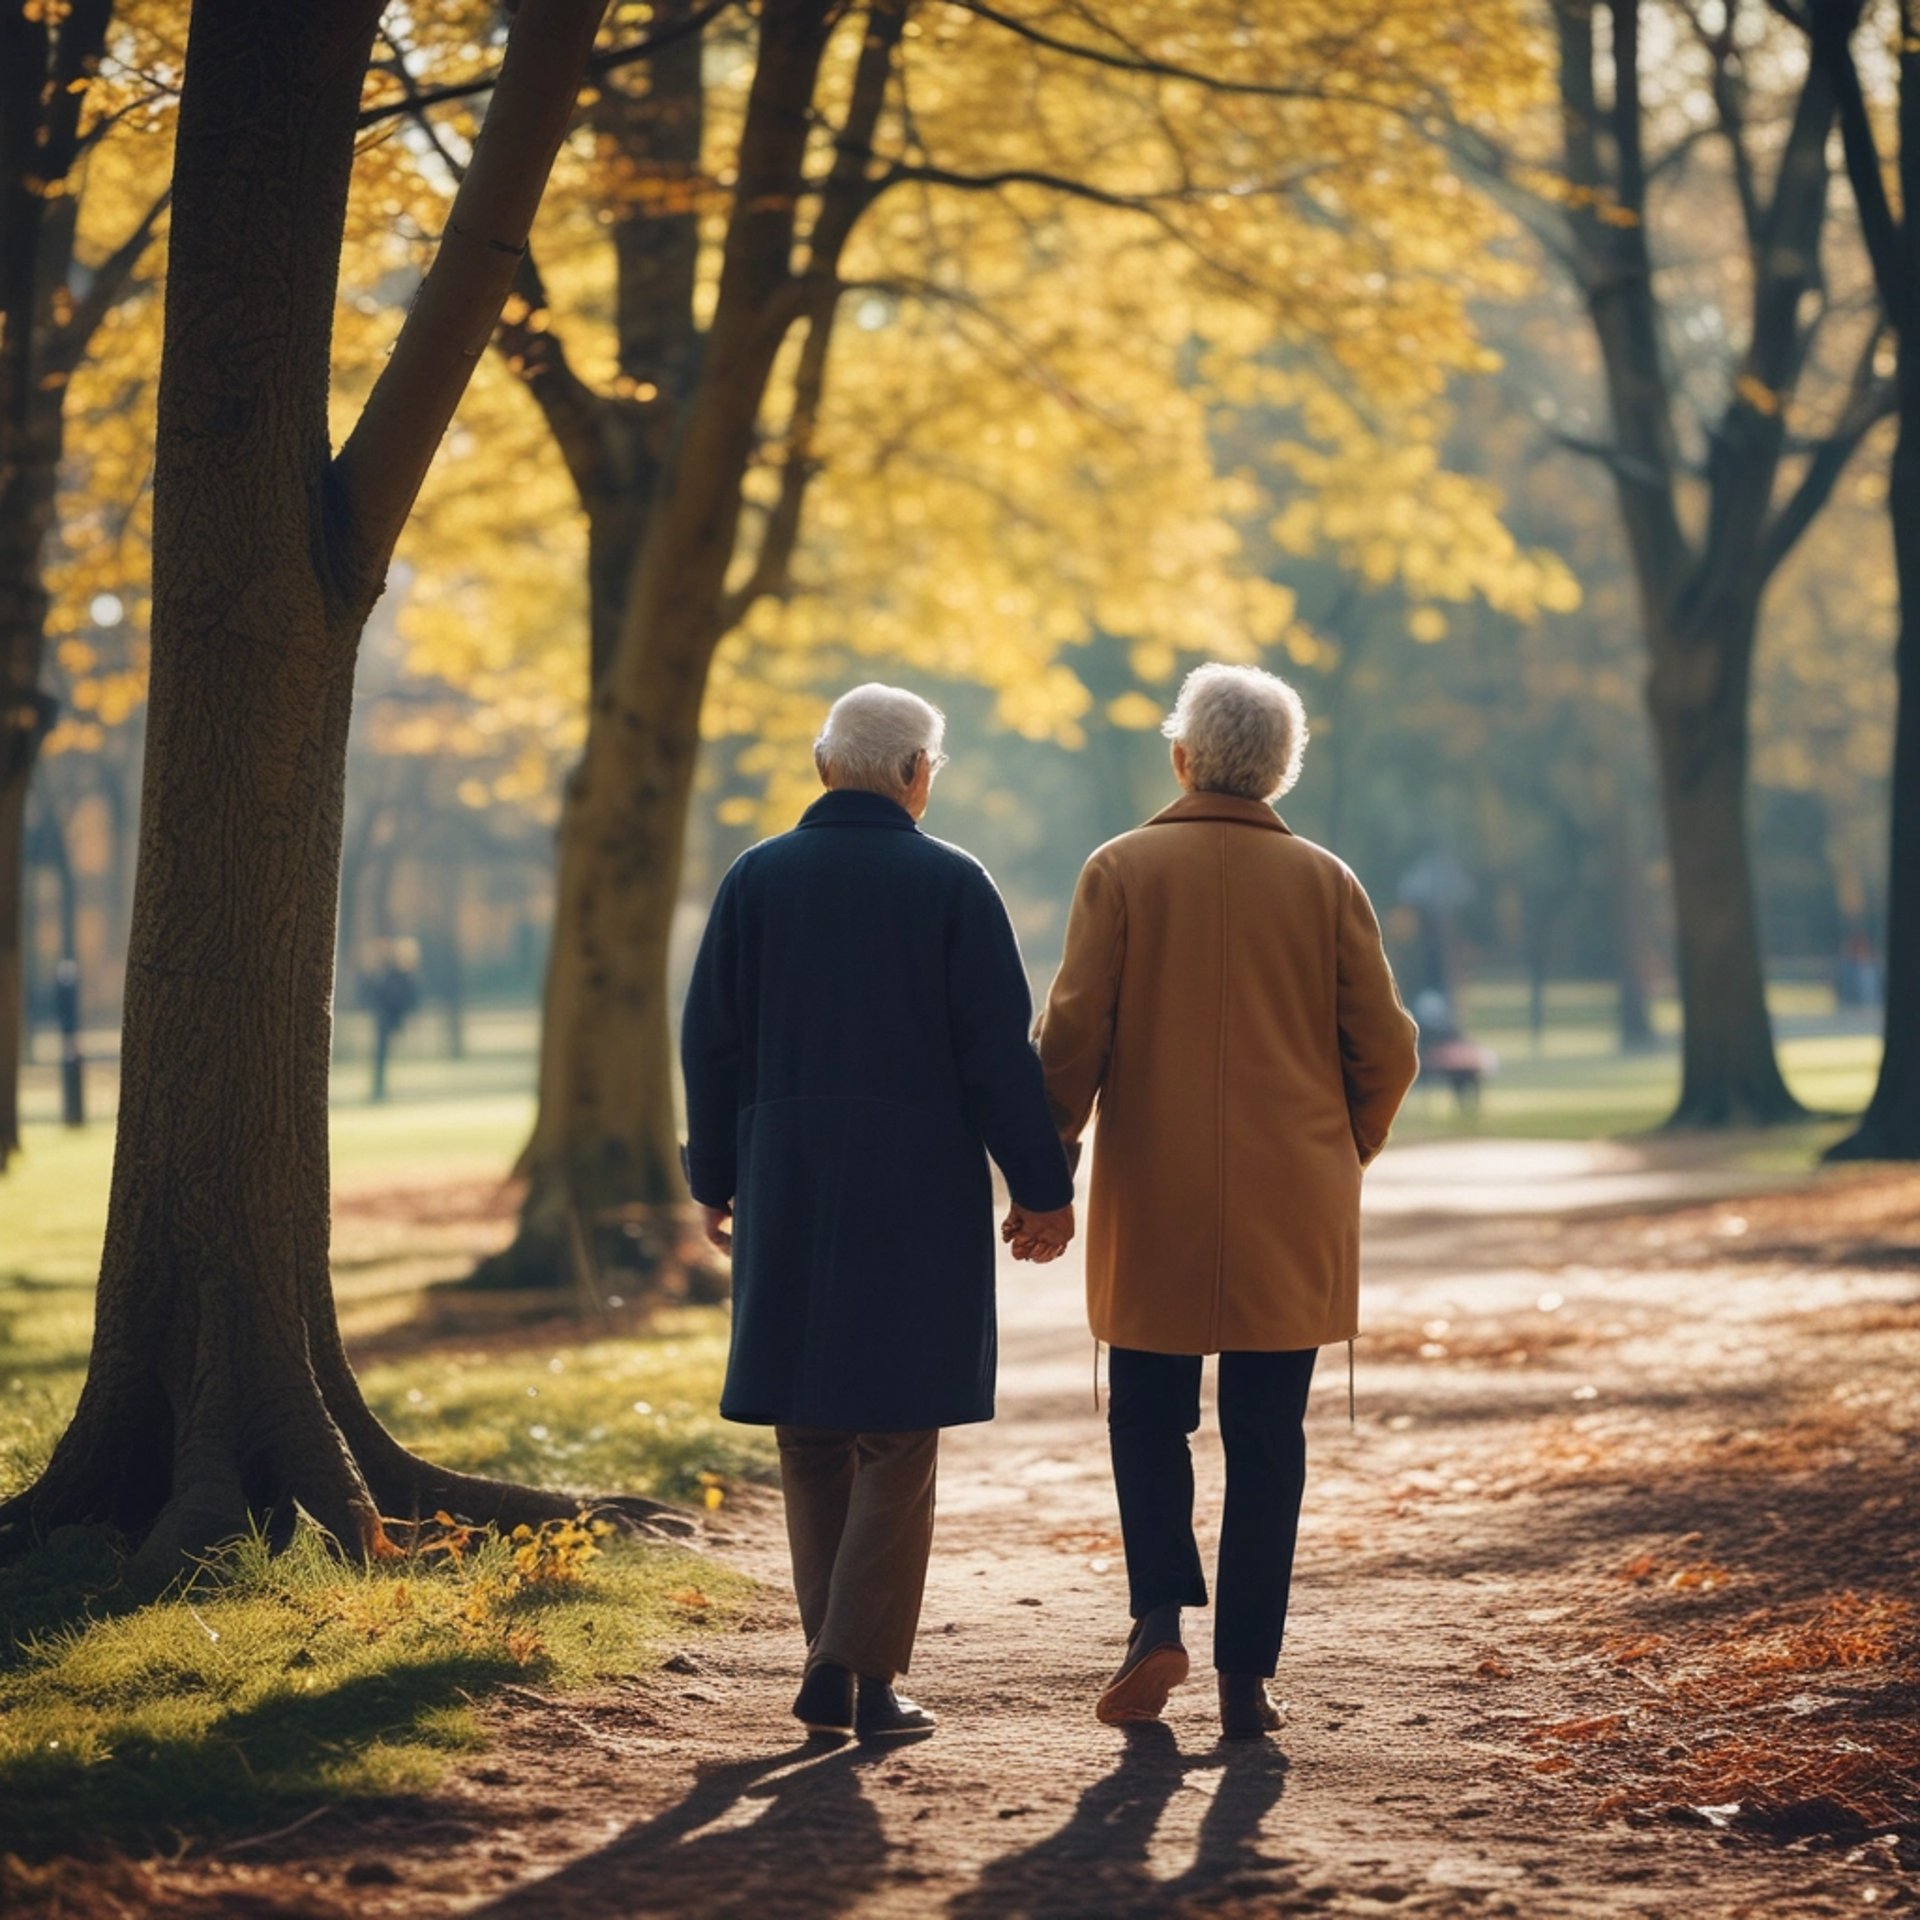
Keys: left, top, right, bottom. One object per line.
{"left": 0, "top": 1522, "right": 748, "bottom": 1857}
{"left": 1390, "top": 979, "right": 1881, "bottom": 1143}
{"left": 362, "top": 1321, "right": 772, "bottom": 1505}
{"left": 0, "top": 1088, "right": 773, "bottom": 1857}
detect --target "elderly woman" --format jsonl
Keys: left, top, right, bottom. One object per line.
{"left": 1037, "top": 663, "right": 1418, "bottom": 1739}
{"left": 682, "top": 683, "right": 1074, "bottom": 1743}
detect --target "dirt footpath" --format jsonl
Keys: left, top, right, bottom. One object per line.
{"left": 82, "top": 1141, "right": 1920, "bottom": 1918}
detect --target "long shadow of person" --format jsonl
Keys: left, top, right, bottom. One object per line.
{"left": 464, "top": 1739, "right": 891, "bottom": 1920}
{"left": 946, "top": 1724, "right": 1290, "bottom": 1920}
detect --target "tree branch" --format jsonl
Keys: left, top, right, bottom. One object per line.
{"left": 720, "top": 0, "right": 905, "bottom": 631}
{"left": 44, "top": 187, "right": 171, "bottom": 378}
{"left": 1609, "top": 0, "right": 1649, "bottom": 214}
{"left": 947, "top": 0, "right": 1417, "bottom": 111}
{"left": 1758, "top": 367, "right": 1896, "bottom": 577}
{"left": 332, "top": 0, "right": 611, "bottom": 599}
{"left": 1550, "top": 0, "right": 1690, "bottom": 580}
{"left": 377, "top": 35, "right": 610, "bottom": 502}
{"left": 876, "top": 159, "right": 1324, "bottom": 213}
{"left": 355, "top": 0, "right": 736, "bottom": 130}
{"left": 1805, "top": 0, "right": 1901, "bottom": 319}
{"left": 1549, "top": 425, "right": 1675, "bottom": 488}
{"left": 1690, "top": 0, "right": 1765, "bottom": 244}
{"left": 1739, "top": 11, "right": 1843, "bottom": 403}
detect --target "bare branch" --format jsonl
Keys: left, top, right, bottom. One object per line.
{"left": 44, "top": 187, "right": 170, "bottom": 377}
{"left": 1645, "top": 121, "right": 1716, "bottom": 185}
{"left": 355, "top": 0, "right": 736, "bottom": 131}
{"left": 720, "top": 0, "right": 905, "bottom": 631}
{"left": 376, "top": 33, "right": 609, "bottom": 501}
{"left": 1804, "top": 0, "right": 1901, "bottom": 319}
{"left": 949, "top": 0, "right": 1420, "bottom": 112}
{"left": 1758, "top": 370, "right": 1896, "bottom": 577}
{"left": 1684, "top": 0, "right": 1765, "bottom": 243}
{"left": 1549, "top": 425, "right": 1674, "bottom": 487}
{"left": 333, "top": 0, "right": 611, "bottom": 596}
{"left": 1609, "top": 0, "right": 1649, "bottom": 213}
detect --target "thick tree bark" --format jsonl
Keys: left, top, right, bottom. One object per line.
{"left": 1818, "top": 0, "right": 1920, "bottom": 1160}
{"left": 456, "top": 12, "right": 708, "bottom": 1286}
{"left": 482, "top": 0, "right": 899, "bottom": 1290}
{"left": 1833, "top": 413, "right": 1920, "bottom": 1157}
{"left": 1647, "top": 601, "right": 1803, "bottom": 1123}
{"left": 0, "top": 0, "right": 677, "bottom": 1581}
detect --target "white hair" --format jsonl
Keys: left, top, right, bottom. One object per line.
{"left": 814, "top": 682, "right": 946, "bottom": 798}
{"left": 1161, "top": 662, "right": 1309, "bottom": 802}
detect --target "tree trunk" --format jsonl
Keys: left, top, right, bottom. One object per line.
{"left": 0, "top": 737, "right": 35, "bottom": 1162}
{"left": 1606, "top": 790, "right": 1657, "bottom": 1052}
{"left": 509, "top": 620, "right": 710, "bottom": 1278}
{"left": 1552, "top": 0, "right": 1838, "bottom": 1129}
{"left": 1818, "top": 0, "right": 1920, "bottom": 1160}
{"left": 1646, "top": 602, "right": 1804, "bottom": 1126}
{"left": 0, "top": 467, "right": 61, "bottom": 1168}
{"left": 478, "top": 0, "right": 854, "bottom": 1292}
{"left": 0, "top": 0, "right": 131, "bottom": 1168}
{"left": 0, "top": 0, "right": 675, "bottom": 1581}
{"left": 1828, "top": 383, "right": 1920, "bottom": 1156}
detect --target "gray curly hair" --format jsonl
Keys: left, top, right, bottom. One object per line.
{"left": 1161, "top": 662, "right": 1309, "bottom": 802}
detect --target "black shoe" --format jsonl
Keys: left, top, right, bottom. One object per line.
{"left": 793, "top": 1660, "right": 855, "bottom": 1738}
{"left": 1096, "top": 1604, "right": 1190, "bottom": 1726}
{"left": 1218, "top": 1672, "right": 1283, "bottom": 1740}
{"left": 856, "top": 1676, "right": 937, "bottom": 1740}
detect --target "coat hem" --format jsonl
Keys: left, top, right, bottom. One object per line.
{"left": 1088, "top": 1327, "right": 1356, "bottom": 1356}
{"left": 721, "top": 1403, "right": 995, "bottom": 1431}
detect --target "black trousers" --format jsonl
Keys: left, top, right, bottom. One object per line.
{"left": 1107, "top": 1345, "right": 1318, "bottom": 1678}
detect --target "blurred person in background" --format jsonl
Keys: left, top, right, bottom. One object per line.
{"left": 1037, "top": 663, "right": 1419, "bottom": 1740}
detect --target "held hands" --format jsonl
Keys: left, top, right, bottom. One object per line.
{"left": 1001, "top": 1201, "right": 1074, "bottom": 1263}
{"left": 699, "top": 1203, "right": 733, "bottom": 1254}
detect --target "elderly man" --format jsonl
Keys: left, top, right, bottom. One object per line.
{"left": 681, "top": 683, "right": 1075, "bottom": 1743}
{"left": 1037, "top": 663, "right": 1419, "bottom": 1740}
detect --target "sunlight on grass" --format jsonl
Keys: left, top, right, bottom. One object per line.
{"left": 0, "top": 1084, "right": 773, "bottom": 1857}
{"left": 362, "top": 1316, "right": 771, "bottom": 1506}
{"left": 0, "top": 1520, "right": 747, "bottom": 1856}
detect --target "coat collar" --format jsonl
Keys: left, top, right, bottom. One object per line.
{"left": 798, "top": 789, "right": 920, "bottom": 832}
{"left": 1144, "top": 790, "right": 1292, "bottom": 834}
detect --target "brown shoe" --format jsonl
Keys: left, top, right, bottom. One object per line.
{"left": 1218, "top": 1672, "right": 1284, "bottom": 1739}
{"left": 1096, "top": 1608, "right": 1190, "bottom": 1726}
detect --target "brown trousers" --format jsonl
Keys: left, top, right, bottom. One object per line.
{"left": 776, "top": 1426, "right": 939, "bottom": 1682}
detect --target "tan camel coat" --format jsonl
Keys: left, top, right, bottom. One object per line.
{"left": 1036, "top": 792, "right": 1419, "bottom": 1354}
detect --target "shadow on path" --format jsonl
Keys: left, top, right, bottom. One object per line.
{"left": 947, "top": 1722, "right": 1294, "bottom": 1919}
{"left": 466, "top": 1740, "right": 891, "bottom": 1920}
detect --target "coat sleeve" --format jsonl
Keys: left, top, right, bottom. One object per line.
{"left": 680, "top": 860, "right": 745, "bottom": 1207}
{"left": 1035, "top": 852, "right": 1126, "bottom": 1148}
{"left": 1337, "top": 866, "right": 1420, "bottom": 1166}
{"left": 946, "top": 864, "right": 1076, "bottom": 1213}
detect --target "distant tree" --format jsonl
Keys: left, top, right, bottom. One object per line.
{"left": 1464, "top": 1, "right": 1895, "bottom": 1124}
{"left": 0, "top": 0, "right": 672, "bottom": 1581}
{"left": 0, "top": 0, "right": 171, "bottom": 1166}
{"left": 1808, "top": 0, "right": 1920, "bottom": 1159}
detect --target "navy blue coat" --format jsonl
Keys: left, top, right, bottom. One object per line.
{"left": 681, "top": 789, "right": 1074, "bottom": 1431}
